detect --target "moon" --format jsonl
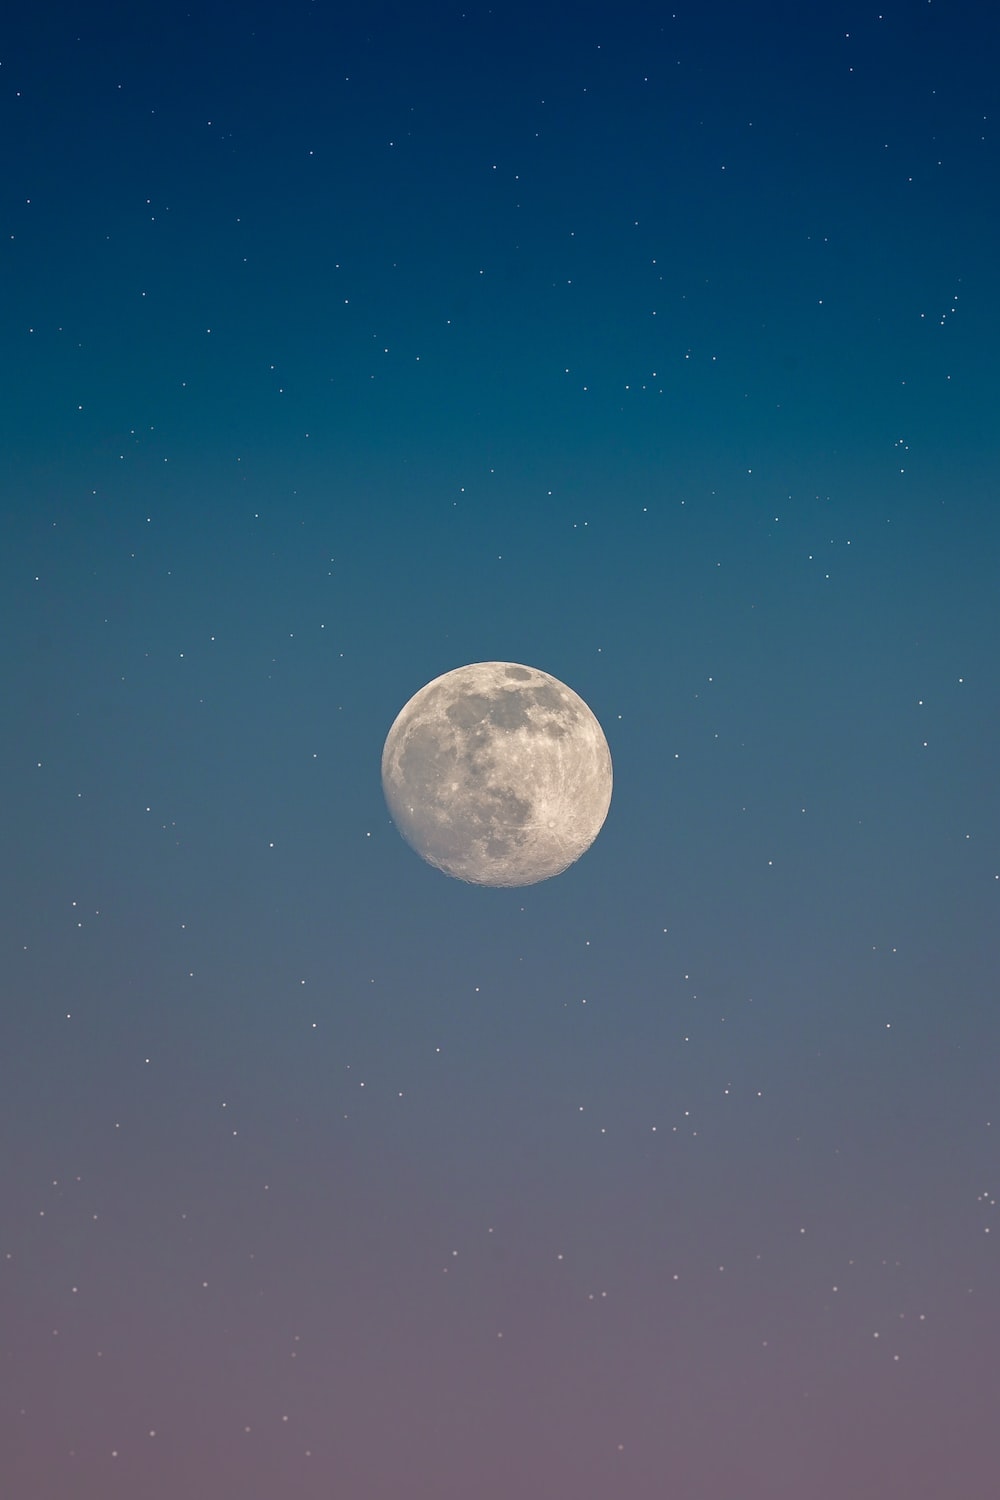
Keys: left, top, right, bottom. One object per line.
{"left": 381, "top": 662, "right": 613, "bottom": 886}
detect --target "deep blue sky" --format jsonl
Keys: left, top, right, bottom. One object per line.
{"left": 3, "top": 3, "right": 999, "bottom": 1497}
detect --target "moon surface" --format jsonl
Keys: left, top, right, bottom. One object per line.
{"left": 381, "top": 662, "right": 613, "bottom": 886}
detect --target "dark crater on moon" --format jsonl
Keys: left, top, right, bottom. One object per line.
{"left": 444, "top": 682, "right": 570, "bottom": 735}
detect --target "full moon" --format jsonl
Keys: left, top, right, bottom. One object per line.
{"left": 381, "top": 662, "right": 613, "bottom": 886}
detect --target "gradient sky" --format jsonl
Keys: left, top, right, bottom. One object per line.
{"left": 3, "top": 3, "right": 999, "bottom": 1497}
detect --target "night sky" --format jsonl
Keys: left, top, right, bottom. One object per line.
{"left": 3, "top": 2, "right": 999, "bottom": 1496}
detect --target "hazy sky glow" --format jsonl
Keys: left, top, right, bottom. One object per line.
{"left": 3, "top": 3, "right": 999, "bottom": 1497}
